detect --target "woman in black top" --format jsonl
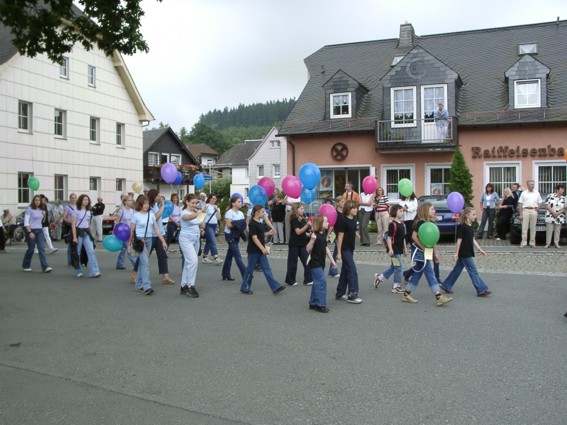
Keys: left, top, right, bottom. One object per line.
{"left": 284, "top": 203, "right": 313, "bottom": 286}
{"left": 270, "top": 193, "right": 286, "bottom": 244}
{"left": 496, "top": 187, "right": 516, "bottom": 241}
{"left": 335, "top": 200, "right": 361, "bottom": 304}
{"left": 239, "top": 205, "right": 285, "bottom": 295}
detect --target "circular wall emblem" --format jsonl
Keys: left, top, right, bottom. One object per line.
{"left": 331, "top": 143, "right": 349, "bottom": 161}
{"left": 406, "top": 57, "right": 426, "bottom": 80}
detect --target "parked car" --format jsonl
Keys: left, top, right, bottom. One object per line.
{"left": 417, "top": 195, "right": 460, "bottom": 235}
{"left": 304, "top": 198, "right": 336, "bottom": 218}
{"left": 509, "top": 205, "right": 567, "bottom": 244}
{"left": 102, "top": 207, "right": 121, "bottom": 235}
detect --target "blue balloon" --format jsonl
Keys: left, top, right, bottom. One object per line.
{"left": 249, "top": 185, "right": 267, "bottom": 206}
{"left": 174, "top": 171, "right": 183, "bottom": 185}
{"left": 301, "top": 187, "right": 318, "bottom": 204}
{"left": 103, "top": 235, "right": 123, "bottom": 252}
{"left": 162, "top": 200, "right": 174, "bottom": 219}
{"left": 231, "top": 192, "right": 244, "bottom": 203}
{"left": 193, "top": 173, "right": 205, "bottom": 190}
{"left": 298, "top": 162, "right": 321, "bottom": 190}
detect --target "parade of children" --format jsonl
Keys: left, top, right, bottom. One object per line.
{"left": 178, "top": 194, "right": 205, "bottom": 298}
{"left": 335, "top": 199, "right": 362, "bottom": 304}
{"left": 284, "top": 203, "right": 313, "bottom": 286}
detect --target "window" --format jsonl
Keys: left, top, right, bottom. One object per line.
{"left": 273, "top": 164, "right": 281, "bottom": 178}
{"left": 160, "top": 153, "right": 169, "bottom": 164}
{"left": 536, "top": 163, "right": 566, "bottom": 196}
{"left": 486, "top": 163, "right": 519, "bottom": 197}
{"left": 88, "top": 65, "right": 96, "bottom": 86}
{"left": 18, "top": 172, "right": 32, "bottom": 204}
{"left": 383, "top": 166, "right": 412, "bottom": 199}
{"left": 428, "top": 166, "right": 451, "bottom": 195}
{"left": 330, "top": 93, "right": 352, "bottom": 118}
{"left": 391, "top": 55, "right": 404, "bottom": 66}
{"left": 18, "top": 101, "right": 32, "bottom": 132}
{"left": 89, "top": 177, "right": 99, "bottom": 191}
{"left": 90, "top": 117, "right": 100, "bottom": 143}
{"left": 422, "top": 85, "right": 446, "bottom": 123}
{"left": 60, "top": 57, "right": 69, "bottom": 78}
{"left": 148, "top": 152, "right": 159, "bottom": 166}
{"left": 116, "top": 123, "right": 124, "bottom": 146}
{"left": 116, "top": 178, "right": 125, "bottom": 192}
{"left": 270, "top": 140, "right": 281, "bottom": 148}
{"left": 170, "top": 154, "right": 181, "bottom": 165}
{"left": 54, "top": 175, "right": 67, "bottom": 201}
{"left": 391, "top": 87, "right": 416, "bottom": 126}
{"left": 257, "top": 165, "right": 264, "bottom": 177}
{"left": 514, "top": 80, "right": 540, "bottom": 108}
{"left": 518, "top": 43, "right": 538, "bottom": 55}
{"left": 54, "top": 109, "right": 66, "bottom": 137}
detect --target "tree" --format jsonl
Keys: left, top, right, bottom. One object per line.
{"left": 448, "top": 146, "right": 474, "bottom": 206}
{"left": 0, "top": 0, "right": 162, "bottom": 63}
{"left": 188, "top": 123, "right": 228, "bottom": 154}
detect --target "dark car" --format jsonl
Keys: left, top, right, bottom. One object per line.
{"left": 509, "top": 205, "right": 566, "bottom": 245}
{"left": 417, "top": 195, "right": 460, "bottom": 235}
{"left": 102, "top": 207, "right": 121, "bottom": 235}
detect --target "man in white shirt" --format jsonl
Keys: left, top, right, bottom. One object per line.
{"left": 518, "top": 179, "right": 542, "bottom": 248}
{"left": 358, "top": 191, "right": 374, "bottom": 246}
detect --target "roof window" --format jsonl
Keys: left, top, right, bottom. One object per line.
{"left": 518, "top": 43, "right": 538, "bottom": 55}
{"left": 391, "top": 55, "right": 405, "bottom": 66}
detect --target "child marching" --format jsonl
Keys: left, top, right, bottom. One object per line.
{"left": 335, "top": 200, "right": 362, "bottom": 304}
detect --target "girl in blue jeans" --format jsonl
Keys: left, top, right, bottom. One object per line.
{"left": 374, "top": 204, "right": 407, "bottom": 293}
{"left": 440, "top": 207, "right": 492, "bottom": 297}
{"left": 221, "top": 196, "right": 246, "bottom": 281}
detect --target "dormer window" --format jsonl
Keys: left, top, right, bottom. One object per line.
{"left": 391, "top": 55, "right": 404, "bottom": 66}
{"left": 518, "top": 43, "right": 538, "bottom": 55}
{"left": 330, "top": 93, "right": 351, "bottom": 118}
{"left": 514, "top": 79, "right": 541, "bottom": 108}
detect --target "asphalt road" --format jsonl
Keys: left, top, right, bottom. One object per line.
{"left": 1, "top": 241, "right": 566, "bottom": 425}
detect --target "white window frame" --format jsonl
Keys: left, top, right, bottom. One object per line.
{"left": 330, "top": 93, "right": 352, "bottom": 119}
{"left": 89, "top": 117, "right": 100, "bottom": 144}
{"left": 257, "top": 164, "right": 264, "bottom": 178}
{"left": 518, "top": 43, "right": 538, "bottom": 55}
{"left": 148, "top": 152, "right": 159, "bottom": 167}
{"left": 170, "top": 154, "right": 182, "bottom": 165}
{"left": 116, "top": 123, "right": 124, "bottom": 147}
{"left": 54, "top": 174, "right": 67, "bottom": 201}
{"left": 60, "top": 57, "right": 69, "bottom": 78}
{"left": 514, "top": 79, "right": 541, "bottom": 109}
{"left": 534, "top": 160, "right": 567, "bottom": 196}
{"left": 484, "top": 161, "right": 521, "bottom": 197}
{"left": 88, "top": 65, "right": 96, "bottom": 87}
{"left": 273, "top": 164, "right": 281, "bottom": 178}
{"left": 391, "top": 87, "right": 417, "bottom": 128}
{"left": 116, "top": 178, "right": 125, "bottom": 192}
{"left": 160, "top": 153, "right": 169, "bottom": 164}
{"left": 18, "top": 101, "right": 32, "bottom": 132}
{"left": 18, "top": 172, "right": 33, "bottom": 205}
{"left": 425, "top": 163, "right": 451, "bottom": 195}
{"left": 54, "top": 109, "right": 66, "bottom": 138}
{"left": 381, "top": 164, "right": 415, "bottom": 201}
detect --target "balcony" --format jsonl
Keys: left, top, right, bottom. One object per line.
{"left": 376, "top": 117, "right": 458, "bottom": 153}
{"left": 143, "top": 165, "right": 200, "bottom": 183}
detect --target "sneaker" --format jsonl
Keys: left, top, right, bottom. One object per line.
{"left": 91, "top": 272, "right": 101, "bottom": 278}
{"left": 180, "top": 286, "right": 189, "bottom": 295}
{"left": 214, "top": 257, "right": 223, "bottom": 265}
{"left": 402, "top": 294, "right": 418, "bottom": 303}
{"left": 186, "top": 286, "right": 199, "bottom": 298}
{"left": 309, "top": 305, "right": 330, "bottom": 313}
{"left": 335, "top": 294, "right": 347, "bottom": 301}
{"left": 22, "top": 268, "right": 32, "bottom": 272}
{"left": 43, "top": 267, "right": 53, "bottom": 273}
{"left": 287, "top": 282, "right": 298, "bottom": 286}
{"left": 303, "top": 281, "right": 313, "bottom": 286}
{"left": 436, "top": 295, "right": 453, "bottom": 306}
{"left": 329, "top": 274, "right": 340, "bottom": 279}
{"left": 144, "top": 288, "right": 155, "bottom": 296}
{"left": 373, "top": 273, "right": 384, "bottom": 288}
{"left": 477, "top": 290, "right": 492, "bottom": 297}
{"left": 495, "top": 237, "right": 501, "bottom": 241}
{"left": 134, "top": 287, "right": 145, "bottom": 293}
{"left": 49, "top": 248, "right": 58, "bottom": 254}
{"left": 346, "top": 296, "right": 362, "bottom": 304}
{"left": 273, "top": 286, "right": 286, "bottom": 295}
{"left": 76, "top": 272, "right": 83, "bottom": 278}
{"left": 392, "top": 286, "right": 405, "bottom": 294}
{"left": 201, "top": 257, "right": 212, "bottom": 264}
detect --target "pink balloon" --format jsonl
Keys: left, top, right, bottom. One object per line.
{"left": 318, "top": 203, "right": 338, "bottom": 226}
{"left": 258, "top": 177, "right": 276, "bottom": 198}
{"left": 282, "top": 176, "right": 301, "bottom": 198}
{"left": 362, "top": 176, "right": 378, "bottom": 194}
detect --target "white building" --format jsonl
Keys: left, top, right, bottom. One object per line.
{"left": 0, "top": 23, "right": 153, "bottom": 214}
{"left": 248, "top": 127, "right": 287, "bottom": 189}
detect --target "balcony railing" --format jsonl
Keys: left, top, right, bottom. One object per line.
{"left": 143, "top": 165, "right": 198, "bottom": 183}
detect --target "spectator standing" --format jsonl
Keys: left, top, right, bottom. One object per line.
{"left": 518, "top": 180, "right": 542, "bottom": 248}
{"left": 373, "top": 187, "right": 390, "bottom": 245}
{"left": 52, "top": 199, "right": 64, "bottom": 241}
{"left": 90, "top": 197, "right": 105, "bottom": 242}
{"left": 434, "top": 102, "right": 449, "bottom": 140}
{"left": 270, "top": 193, "right": 286, "bottom": 244}
{"left": 477, "top": 183, "right": 500, "bottom": 239}
{"left": 496, "top": 188, "right": 515, "bottom": 241}
{"left": 511, "top": 183, "right": 522, "bottom": 207}
{"left": 22, "top": 195, "right": 52, "bottom": 273}
{"left": 399, "top": 192, "right": 418, "bottom": 245}
{"left": 284, "top": 194, "right": 300, "bottom": 243}
{"left": 358, "top": 190, "right": 373, "bottom": 246}
{"left": 342, "top": 181, "right": 360, "bottom": 203}
{"left": 197, "top": 192, "right": 207, "bottom": 210}
{"left": 544, "top": 184, "right": 565, "bottom": 249}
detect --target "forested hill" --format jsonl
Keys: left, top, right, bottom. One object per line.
{"left": 198, "top": 98, "right": 296, "bottom": 130}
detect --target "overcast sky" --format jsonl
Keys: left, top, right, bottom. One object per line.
{"left": 123, "top": 0, "right": 566, "bottom": 132}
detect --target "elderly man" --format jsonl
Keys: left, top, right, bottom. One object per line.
{"left": 197, "top": 192, "right": 207, "bottom": 210}
{"left": 90, "top": 197, "right": 105, "bottom": 242}
{"left": 518, "top": 179, "right": 542, "bottom": 248}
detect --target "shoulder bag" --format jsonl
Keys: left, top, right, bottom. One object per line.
{"left": 132, "top": 213, "right": 150, "bottom": 252}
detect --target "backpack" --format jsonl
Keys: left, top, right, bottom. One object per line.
{"left": 382, "top": 221, "right": 398, "bottom": 251}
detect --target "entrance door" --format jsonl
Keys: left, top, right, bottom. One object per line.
{"left": 421, "top": 85, "right": 446, "bottom": 142}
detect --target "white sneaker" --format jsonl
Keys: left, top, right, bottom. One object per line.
{"left": 392, "top": 286, "right": 405, "bottom": 294}
{"left": 347, "top": 296, "right": 362, "bottom": 304}
{"left": 43, "top": 267, "right": 53, "bottom": 273}
{"left": 214, "top": 257, "right": 223, "bottom": 265}
{"left": 22, "top": 268, "right": 32, "bottom": 272}
{"left": 304, "top": 281, "right": 313, "bottom": 286}
{"left": 201, "top": 257, "right": 212, "bottom": 264}
{"left": 374, "top": 273, "right": 384, "bottom": 288}
{"left": 50, "top": 248, "right": 58, "bottom": 254}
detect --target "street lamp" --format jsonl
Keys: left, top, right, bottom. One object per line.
{"left": 207, "top": 160, "right": 213, "bottom": 193}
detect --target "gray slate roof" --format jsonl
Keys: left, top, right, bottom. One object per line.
{"left": 280, "top": 20, "right": 567, "bottom": 135}
{"left": 216, "top": 140, "right": 262, "bottom": 167}
{"left": 143, "top": 127, "right": 198, "bottom": 164}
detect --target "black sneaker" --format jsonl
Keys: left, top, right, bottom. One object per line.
{"left": 273, "top": 286, "right": 286, "bottom": 295}
{"left": 186, "top": 286, "right": 199, "bottom": 298}
{"left": 180, "top": 285, "right": 189, "bottom": 295}
{"left": 144, "top": 288, "right": 154, "bottom": 296}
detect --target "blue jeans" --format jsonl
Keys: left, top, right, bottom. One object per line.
{"left": 405, "top": 260, "right": 440, "bottom": 293}
{"left": 221, "top": 234, "right": 246, "bottom": 279}
{"left": 328, "top": 242, "right": 339, "bottom": 276}
{"left": 241, "top": 253, "right": 282, "bottom": 293}
{"left": 336, "top": 250, "right": 358, "bottom": 297}
{"left": 135, "top": 237, "right": 152, "bottom": 291}
{"left": 75, "top": 233, "right": 100, "bottom": 277}
{"left": 134, "top": 236, "right": 168, "bottom": 274}
{"left": 383, "top": 253, "right": 403, "bottom": 284}
{"left": 116, "top": 240, "right": 137, "bottom": 269}
{"left": 165, "top": 221, "right": 178, "bottom": 246}
{"left": 285, "top": 245, "right": 312, "bottom": 284}
{"left": 203, "top": 224, "right": 219, "bottom": 257}
{"left": 403, "top": 261, "right": 442, "bottom": 283}
{"left": 179, "top": 233, "right": 199, "bottom": 287}
{"left": 22, "top": 229, "right": 49, "bottom": 271}
{"left": 309, "top": 267, "right": 327, "bottom": 307}
{"left": 477, "top": 208, "right": 496, "bottom": 238}
{"left": 442, "top": 257, "right": 489, "bottom": 294}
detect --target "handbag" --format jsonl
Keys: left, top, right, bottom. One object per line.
{"left": 132, "top": 213, "right": 150, "bottom": 252}
{"left": 200, "top": 207, "right": 217, "bottom": 240}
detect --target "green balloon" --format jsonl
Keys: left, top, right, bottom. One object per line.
{"left": 418, "top": 222, "right": 440, "bottom": 248}
{"left": 27, "top": 177, "right": 40, "bottom": 191}
{"left": 398, "top": 178, "right": 413, "bottom": 197}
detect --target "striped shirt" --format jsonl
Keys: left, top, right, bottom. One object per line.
{"left": 374, "top": 195, "right": 390, "bottom": 213}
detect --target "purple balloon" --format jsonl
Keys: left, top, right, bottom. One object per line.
{"left": 447, "top": 192, "right": 465, "bottom": 214}
{"left": 161, "top": 163, "right": 177, "bottom": 184}
{"left": 113, "top": 222, "right": 131, "bottom": 242}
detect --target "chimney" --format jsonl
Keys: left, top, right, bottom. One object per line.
{"left": 398, "top": 22, "right": 415, "bottom": 48}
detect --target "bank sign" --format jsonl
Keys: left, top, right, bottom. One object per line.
{"left": 472, "top": 145, "right": 565, "bottom": 159}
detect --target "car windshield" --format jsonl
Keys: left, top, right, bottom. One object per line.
{"left": 418, "top": 196, "right": 448, "bottom": 210}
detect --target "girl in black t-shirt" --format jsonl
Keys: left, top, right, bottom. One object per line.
{"left": 328, "top": 196, "right": 345, "bottom": 277}
{"left": 240, "top": 205, "right": 285, "bottom": 295}
{"left": 306, "top": 215, "right": 337, "bottom": 313}
{"left": 335, "top": 200, "right": 362, "bottom": 304}
{"left": 440, "top": 207, "right": 491, "bottom": 297}
{"left": 285, "top": 203, "right": 313, "bottom": 286}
